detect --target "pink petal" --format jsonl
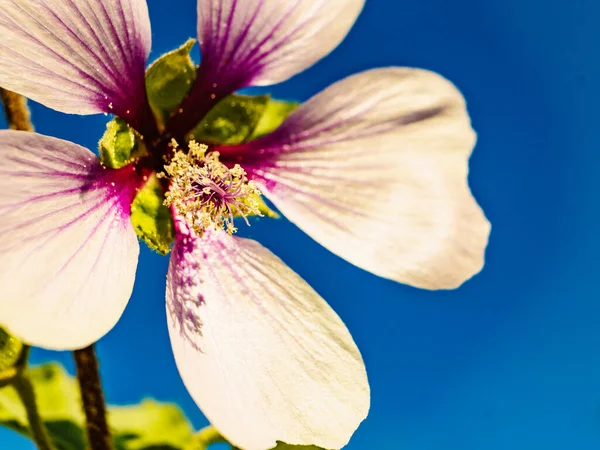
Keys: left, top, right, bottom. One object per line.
{"left": 220, "top": 68, "right": 491, "bottom": 290}
{"left": 0, "top": 0, "right": 153, "bottom": 129}
{"left": 165, "top": 0, "right": 364, "bottom": 136}
{"left": 197, "top": 0, "right": 364, "bottom": 86}
{"left": 167, "top": 228, "right": 369, "bottom": 450}
{"left": 0, "top": 131, "right": 141, "bottom": 350}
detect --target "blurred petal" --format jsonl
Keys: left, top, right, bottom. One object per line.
{"left": 197, "top": 0, "right": 364, "bottom": 87}
{"left": 0, "top": 131, "right": 140, "bottom": 350}
{"left": 231, "top": 68, "right": 490, "bottom": 289}
{"left": 167, "top": 229, "right": 369, "bottom": 450}
{"left": 0, "top": 0, "right": 151, "bottom": 117}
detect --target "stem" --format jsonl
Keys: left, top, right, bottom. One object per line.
{"left": 13, "top": 376, "right": 54, "bottom": 450}
{"left": 0, "top": 93, "right": 52, "bottom": 449}
{"left": 0, "top": 88, "right": 34, "bottom": 131}
{"left": 73, "top": 345, "right": 112, "bottom": 450}
{"left": 11, "top": 347, "right": 55, "bottom": 450}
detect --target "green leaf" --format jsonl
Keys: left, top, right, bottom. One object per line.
{"left": 131, "top": 174, "right": 175, "bottom": 255}
{"left": 233, "top": 444, "right": 328, "bottom": 450}
{"left": 0, "top": 363, "right": 195, "bottom": 450}
{"left": 0, "top": 328, "right": 22, "bottom": 372}
{"left": 182, "top": 425, "right": 226, "bottom": 450}
{"left": 269, "top": 444, "right": 328, "bottom": 450}
{"left": 188, "top": 94, "right": 270, "bottom": 145}
{"left": 146, "top": 39, "right": 197, "bottom": 128}
{"left": 251, "top": 99, "right": 298, "bottom": 139}
{"left": 189, "top": 95, "right": 298, "bottom": 146}
{"left": 184, "top": 427, "right": 329, "bottom": 450}
{"left": 0, "top": 363, "right": 88, "bottom": 450}
{"left": 99, "top": 117, "right": 141, "bottom": 169}
{"left": 111, "top": 400, "right": 194, "bottom": 450}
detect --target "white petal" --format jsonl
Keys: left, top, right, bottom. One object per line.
{"left": 238, "top": 68, "right": 490, "bottom": 290}
{"left": 168, "top": 0, "right": 364, "bottom": 137}
{"left": 0, "top": 131, "right": 140, "bottom": 350}
{"left": 197, "top": 0, "right": 364, "bottom": 86}
{"left": 167, "top": 229, "right": 369, "bottom": 450}
{"left": 0, "top": 0, "right": 151, "bottom": 117}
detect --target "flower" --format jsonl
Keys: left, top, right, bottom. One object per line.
{"left": 0, "top": 0, "right": 490, "bottom": 449}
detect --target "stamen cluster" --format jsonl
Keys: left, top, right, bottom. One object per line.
{"left": 163, "top": 140, "right": 262, "bottom": 235}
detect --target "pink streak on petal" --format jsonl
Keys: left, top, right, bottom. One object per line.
{"left": 216, "top": 68, "right": 490, "bottom": 290}
{"left": 166, "top": 229, "right": 368, "bottom": 450}
{"left": 0, "top": 130, "right": 141, "bottom": 350}
{"left": 164, "top": 0, "right": 364, "bottom": 139}
{"left": 0, "top": 0, "right": 155, "bottom": 135}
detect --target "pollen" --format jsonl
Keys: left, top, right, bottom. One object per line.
{"left": 163, "top": 140, "right": 262, "bottom": 236}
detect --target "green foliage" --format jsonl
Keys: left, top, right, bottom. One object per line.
{"left": 0, "top": 327, "right": 22, "bottom": 372}
{"left": 251, "top": 99, "right": 298, "bottom": 139}
{"left": 269, "top": 444, "right": 327, "bottom": 450}
{"left": 145, "top": 39, "right": 297, "bottom": 141}
{"left": 110, "top": 400, "right": 194, "bottom": 450}
{"left": 189, "top": 95, "right": 298, "bottom": 145}
{"left": 131, "top": 174, "right": 175, "bottom": 255}
{"left": 189, "top": 94, "right": 270, "bottom": 145}
{"left": 0, "top": 363, "right": 195, "bottom": 450}
{"left": 183, "top": 425, "right": 227, "bottom": 450}
{"left": 233, "top": 443, "right": 327, "bottom": 450}
{"left": 99, "top": 117, "right": 140, "bottom": 169}
{"left": 0, "top": 363, "right": 89, "bottom": 450}
{"left": 146, "top": 39, "right": 197, "bottom": 128}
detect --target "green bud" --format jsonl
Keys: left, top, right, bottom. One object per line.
{"left": 131, "top": 175, "right": 175, "bottom": 255}
{"left": 189, "top": 94, "right": 270, "bottom": 145}
{"left": 0, "top": 327, "right": 22, "bottom": 372}
{"left": 146, "top": 39, "right": 197, "bottom": 128}
{"left": 99, "top": 117, "right": 140, "bottom": 169}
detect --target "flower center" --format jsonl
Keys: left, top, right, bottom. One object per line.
{"left": 163, "top": 140, "right": 262, "bottom": 235}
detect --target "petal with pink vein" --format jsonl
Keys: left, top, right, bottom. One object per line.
{"left": 231, "top": 68, "right": 491, "bottom": 290}
{"left": 0, "top": 131, "right": 140, "bottom": 350}
{"left": 0, "top": 0, "right": 151, "bottom": 118}
{"left": 167, "top": 229, "right": 369, "bottom": 450}
{"left": 196, "top": 0, "right": 364, "bottom": 88}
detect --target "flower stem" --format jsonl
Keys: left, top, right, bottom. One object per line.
{"left": 11, "top": 346, "right": 55, "bottom": 450}
{"left": 73, "top": 345, "right": 112, "bottom": 450}
{"left": 13, "top": 378, "right": 54, "bottom": 450}
{"left": 0, "top": 88, "right": 34, "bottom": 131}
{"left": 0, "top": 87, "right": 52, "bottom": 449}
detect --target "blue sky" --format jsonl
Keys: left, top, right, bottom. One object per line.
{"left": 2, "top": 0, "right": 600, "bottom": 449}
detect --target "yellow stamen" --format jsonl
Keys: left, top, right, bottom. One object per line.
{"left": 163, "top": 140, "right": 262, "bottom": 236}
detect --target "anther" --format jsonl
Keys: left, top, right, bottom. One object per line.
{"left": 163, "top": 140, "right": 262, "bottom": 236}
